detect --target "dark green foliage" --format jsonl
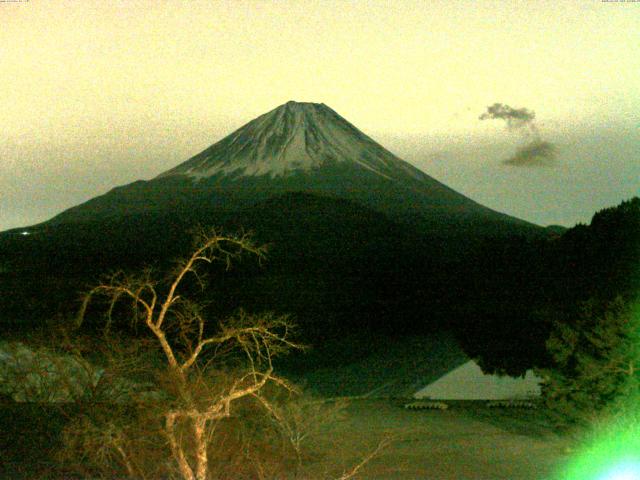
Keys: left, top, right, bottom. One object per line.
{"left": 456, "top": 196, "right": 640, "bottom": 377}
{"left": 2, "top": 195, "right": 638, "bottom": 378}
{"left": 551, "top": 197, "right": 640, "bottom": 302}
{"left": 0, "top": 190, "right": 460, "bottom": 341}
{"left": 538, "top": 296, "right": 640, "bottom": 426}
{"left": 0, "top": 402, "right": 72, "bottom": 479}
{"left": 451, "top": 233, "right": 555, "bottom": 375}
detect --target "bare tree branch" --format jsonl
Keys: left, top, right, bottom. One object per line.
{"left": 73, "top": 230, "right": 300, "bottom": 480}
{"left": 336, "top": 436, "right": 392, "bottom": 480}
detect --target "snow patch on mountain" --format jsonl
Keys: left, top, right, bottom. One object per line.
{"left": 158, "top": 101, "right": 425, "bottom": 182}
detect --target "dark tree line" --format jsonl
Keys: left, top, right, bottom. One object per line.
{"left": 1, "top": 194, "right": 638, "bottom": 382}
{"left": 454, "top": 197, "right": 640, "bottom": 382}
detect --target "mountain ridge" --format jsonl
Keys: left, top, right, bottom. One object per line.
{"left": 0, "top": 101, "right": 551, "bottom": 354}
{"left": 29, "top": 100, "right": 539, "bottom": 235}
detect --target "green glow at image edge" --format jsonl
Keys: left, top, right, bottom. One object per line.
{"left": 556, "top": 299, "right": 640, "bottom": 480}
{"left": 556, "top": 423, "right": 640, "bottom": 479}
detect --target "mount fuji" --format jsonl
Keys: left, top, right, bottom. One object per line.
{"left": 41, "top": 101, "right": 537, "bottom": 236}
{"left": 159, "top": 100, "right": 443, "bottom": 182}
{"left": 0, "top": 101, "right": 545, "bottom": 338}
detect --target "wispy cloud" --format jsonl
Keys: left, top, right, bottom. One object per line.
{"left": 479, "top": 103, "right": 557, "bottom": 167}
{"left": 479, "top": 103, "right": 536, "bottom": 129}
{"left": 504, "top": 140, "right": 557, "bottom": 167}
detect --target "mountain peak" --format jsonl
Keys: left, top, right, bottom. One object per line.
{"left": 36, "top": 101, "right": 537, "bottom": 234}
{"left": 158, "top": 101, "right": 424, "bottom": 181}
{"left": 283, "top": 100, "right": 324, "bottom": 107}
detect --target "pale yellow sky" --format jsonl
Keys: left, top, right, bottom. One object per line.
{"left": 1, "top": 0, "right": 639, "bottom": 230}
{"left": 3, "top": 0, "right": 638, "bottom": 138}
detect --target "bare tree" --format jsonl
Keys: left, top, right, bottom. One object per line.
{"left": 77, "top": 229, "right": 302, "bottom": 480}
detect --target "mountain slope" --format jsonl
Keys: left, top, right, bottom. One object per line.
{"left": 158, "top": 100, "right": 439, "bottom": 182}
{"left": 0, "top": 101, "right": 550, "bottom": 361}
{"left": 41, "top": 101, "right": 538, "bottom": 236}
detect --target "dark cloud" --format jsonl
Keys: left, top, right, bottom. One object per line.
{"left": 504, "top": 140, "right": 557, "bottom": 167}
{"left": 479, "top": 103, "right": 536, "bottom": 129}
{"left": 480, "top": 103, "right": 557, "bottom": 167}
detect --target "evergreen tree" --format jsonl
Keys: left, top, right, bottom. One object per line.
{"left": 538, "top": 296, "right": 640, "bottom": 426}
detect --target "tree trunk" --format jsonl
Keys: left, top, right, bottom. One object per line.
{"left": 166, "top": 413, "right": 195, "bottom": 480}
{"left": 194, "top": 416, "right": 209, "bottom": 480}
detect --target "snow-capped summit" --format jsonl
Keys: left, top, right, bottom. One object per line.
{"left": 158, "top": 101, "right": 424, "bottom": 182}
{"left": 34, "top": 101, "right": 538, "bottom": 236}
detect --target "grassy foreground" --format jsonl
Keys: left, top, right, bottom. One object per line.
{"left": 1, "top": 398, "right": 572, "bottom": 479}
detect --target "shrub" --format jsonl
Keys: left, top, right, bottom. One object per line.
{"left": 538, "top": 296, "right": 640, "bottom": 427}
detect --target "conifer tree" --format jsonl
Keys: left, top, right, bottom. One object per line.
{"left": 539, "top": 296, "right": 640, "bottom": 425}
